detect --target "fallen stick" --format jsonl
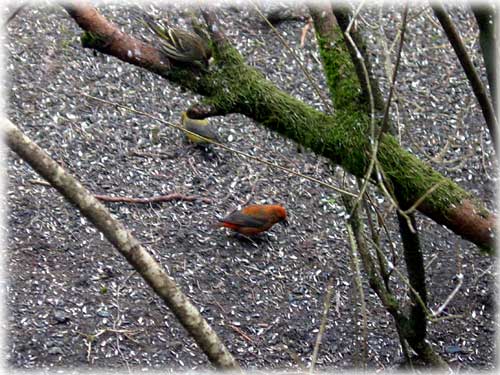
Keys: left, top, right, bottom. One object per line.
{"left": 94, "top": 193, "right": 213, "bottom": 205}
{"left": 27, "top": 180, "right": 212, "bottom": 204}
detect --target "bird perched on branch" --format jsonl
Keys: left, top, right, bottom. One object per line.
{"left": 181, "top": 111, "right": 220, "bottom": 145}
{"left": 213, "top": 204, "right": 288, "bottom": 236}
{"left": 142, "top": 15, "right": 212, "bottom": 68}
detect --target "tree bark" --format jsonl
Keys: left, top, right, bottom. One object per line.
{"left": 60, "top": 3, "right": 496, "bottom": 253}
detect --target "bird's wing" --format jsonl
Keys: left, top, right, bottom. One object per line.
{"left": 159, "top": 44, "right": 195, "bottom": 62}
{"left": 142, "top": 16, "right": 193, "bottom": 62}
{"left": 221, "top": 211, "right": 268, "bottom": 228}
{"left": 142, "top": 15, "right": 171, "bottom": 42}
{"left": 185, "top": 123, "right": 219, "bottom": 142}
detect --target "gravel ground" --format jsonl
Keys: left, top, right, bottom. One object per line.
{"left": 4, "top": 2, "right": 497, "bottom": 372}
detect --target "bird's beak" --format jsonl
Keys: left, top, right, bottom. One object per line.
{"left": 281, "top": 218, "right": 289, "bottom": 227}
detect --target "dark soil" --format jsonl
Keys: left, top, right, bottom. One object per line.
{"left": 4, "top": 2, "right": 496, "bottom": 372}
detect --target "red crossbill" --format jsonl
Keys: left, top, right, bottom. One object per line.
{"left": 213, "top": 204, "right": 288, "bottom": 235}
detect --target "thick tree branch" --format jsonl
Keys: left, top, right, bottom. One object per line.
{"left": 309, "top": 3, "right": 495, "bottom": 252}
{"left": 3, "top": 118, "right": 240, "bottom": 371}
{"left": 61, "top": 4, "right": 495, "bottom": 252}
{"left": 432, "top": 2, "right": 498, "bottom": 152}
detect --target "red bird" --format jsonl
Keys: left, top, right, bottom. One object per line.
{"left": 214, "top": 204, "right": 288, "bottom": 236}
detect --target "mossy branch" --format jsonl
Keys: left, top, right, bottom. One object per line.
{"left": 63, "top": 3, "right": 496, "bottom": 253}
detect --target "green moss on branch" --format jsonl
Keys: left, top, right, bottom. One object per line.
{"left": 148, "top": 31, "right": 492, "bottom": 252}
{"left": 81, "top": 31, "right": 107, "bottom": 49}
{"left": 316, "top": 31, "right": 365, "bottom": 112}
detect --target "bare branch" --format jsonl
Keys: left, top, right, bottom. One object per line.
{"left": 432, "top": 1, "right": 498, "bottom": 152}
{"left": 471, "top": 3, "right": 497, "bottom": 106}
{"left": 431, "top": 274, "right": 464, "bottom": 317}
{"left": 310, "top": 275, "right": 335, "bottom": 372}
{"left": 346, "top": 226, "right": 368, "bottom": 368}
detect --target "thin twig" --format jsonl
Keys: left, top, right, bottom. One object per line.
{"left": 402, "top": 181, "right": 442, "bottom": 214}
{"left": 300, "top": 17, "right": 313, "bottom": 48}
{"left": 374, "top": 161, "right": 416, "bottom": 232}
{"left": 76, "top": 327, "right": 142, "bottom": 363}
{"left": 28, "top": 178, "right": 51, "bottom": 186}
{"left": 364, "top": 192, "right": 398, "bottom": 268}
{"left": 379, "top": 4, "right": 409, "bottom": 137}
{"left": 228, "top": 324, "right": 255, "bottom": 343}
{"left": 310, "top": 274, "right": 335, "bottom": 372}
{"left": 424, "top": 254, "right": 439, "bottom": 271}
{"left": 361, "top": 191, "right": 391, "bottom": 291}
{"left": 80, "top": 92, "right": 357, "bottom": 198}
{"left": 346, "top": 224, "right": 368, "bottom": 368}
{"left": 431, "top": 274, "right": 464, "bottom": 317}
{"left": 340, "top": 1, "right": 379, "bottom": 216}
{"left": 479, "top": 132, "right": 493, "bottom": 180}
{"left": 31, "top": 178, "right": 213, "bottom": 204}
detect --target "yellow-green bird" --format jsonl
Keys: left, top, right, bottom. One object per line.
{"left": 181, "top": 112, "right": 220, "bottom": 145}
{"left": 142, "top": 15, "right": 211, "bottom": 68}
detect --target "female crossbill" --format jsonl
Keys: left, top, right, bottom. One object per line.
{"left": 213, "top": 204, "right": 288, "bottom": 235}
{"left": 142, "top": 15, "right": 211, "bottom": 68}
{"left": 181, "top": 111, "right": 220, "bottom": 145}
